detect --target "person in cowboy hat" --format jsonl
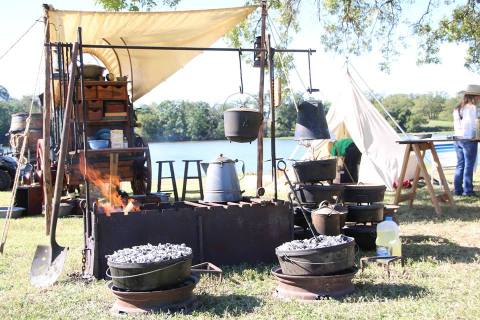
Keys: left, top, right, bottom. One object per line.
{"left": 453, "top": 84, "right": 480, "bottom": 196}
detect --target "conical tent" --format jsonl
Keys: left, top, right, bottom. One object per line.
{"left": 310, "top": 71, "right": 414, "bottom": 190}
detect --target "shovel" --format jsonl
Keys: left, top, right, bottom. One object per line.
{"left": 30, "top": 43, "right": 78, "bottom": 288}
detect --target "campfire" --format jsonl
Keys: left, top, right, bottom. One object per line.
{"left": 79, "top": 156, "right": 140, "bottom": 215}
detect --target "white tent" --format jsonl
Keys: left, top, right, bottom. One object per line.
{"left": 309, "top": 71, "right": 415, "bottom": 190}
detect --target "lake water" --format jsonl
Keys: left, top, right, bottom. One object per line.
{"left": 148, "top": 138, "right": 300, "bottom": 178}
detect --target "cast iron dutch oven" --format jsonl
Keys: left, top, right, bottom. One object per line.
{"left": 346, "top": 203, "right": 384, "bottom": 223}
{"left": 343, "top": 184, "right": 386, "bottom": 203}
{"left": 342, "top": 225, "right": 377, "bottom": 251}
{"left": 292, "top": 158, "right": 337, "bottom": 183}
{"left": 275, "top": 236, "right": 356, "bottom": 276}
{"left": 293, "top": 183, "right": 344, "bottom": 204}
{"left": 107, "top": 254, "right": 192, "bottom": 291}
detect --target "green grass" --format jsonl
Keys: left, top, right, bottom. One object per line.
{"left": 0, "top": 175, "right": 480, "bottom": 319}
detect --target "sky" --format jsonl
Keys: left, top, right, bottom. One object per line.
{"left": 1, "top": 0, "right": 480, "bottom": 106}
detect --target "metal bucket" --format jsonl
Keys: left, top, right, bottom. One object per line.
{"left": 9, "top": 113, "right": 28, "bottom": 133}
{"left": 275, "top": 237, "right": 355, "bottom": 276}
{"left": 107, "top": 254, "right": 192, "bottom": 291}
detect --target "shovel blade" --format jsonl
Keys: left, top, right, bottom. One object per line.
{"left": 30, "top": 244, "right": 68, "bottom": 288}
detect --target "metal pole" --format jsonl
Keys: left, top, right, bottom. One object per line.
{"left": 77, "top": 27, "right": 91, "bottom": 237}
{"left": 268, "top": 35, "right": 277, "bottom": 200}
{"left": 257, "top": 0, "right": 267, "bottom": 190}
{"left": 42, "top": 5, "right": 53, "bottom": 235}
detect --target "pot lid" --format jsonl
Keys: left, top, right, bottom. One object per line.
{"left": 209, "top": 154, "right": 235, "bottom": 164}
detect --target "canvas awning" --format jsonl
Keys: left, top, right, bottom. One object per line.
{"left": 47, "top": 6, "right": 257, "bottom": 101}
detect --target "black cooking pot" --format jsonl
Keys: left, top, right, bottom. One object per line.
{"left": 107, "top": 254, "right": 192, "bottom": 291}
{"left": 293, "top": 159, "right": 337, "bottom": 183}
{"left": 224, "top": 108, "right": 263, "bottom": 143}
{"left": 275, "top": 236, "right": 356, "bottom": 276}
{"left": 346, "top": 203, "right": 384, "bottom": 223}
{"left": 293, "top": 184, "right": 344, "bottom": 204}
{"left": 342, "top": 225, "right": 376, "bottom": 251}
{"left": 343, "top": 184, "right": 386, "bottom": 203}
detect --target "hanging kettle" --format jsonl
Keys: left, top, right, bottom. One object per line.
{"left": 294, "top": 100, "right": 330, "bottom": 140}
{"left": 201, "top": 154, "right": 245, "bottom": 202}
{"left": 223, "top": 93, "right": 263, "bottom": 143}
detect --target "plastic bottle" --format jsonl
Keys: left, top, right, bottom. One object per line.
{"left": 375, "top": 216, "right": 401, "bottom": 257}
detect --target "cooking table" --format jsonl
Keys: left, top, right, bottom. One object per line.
{"left": 394, "top": 139, "right": 458, "bottom": 215}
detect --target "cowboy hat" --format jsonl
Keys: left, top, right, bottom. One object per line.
{"left": 462, "top": 84, "right": 480, "bottom": 96}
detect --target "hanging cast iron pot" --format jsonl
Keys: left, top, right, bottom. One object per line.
{"left": 223, "top": 93, "right": 263, "bottom": 143}
{"left": 294, "top": 100, "right": 330, "bottom": 140}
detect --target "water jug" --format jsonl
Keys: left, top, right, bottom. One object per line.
{"left": 375, "top": 216, "right": 402, "bottom": 257}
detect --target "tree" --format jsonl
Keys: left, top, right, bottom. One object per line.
{"left": 96, "top": 0, "right": 480, "bottom": 72}
{"left": 379, "top": 94, "right": 428, "bottom": 132}
{"left": 412, "top": 93, "right": 447, "bottom": 120}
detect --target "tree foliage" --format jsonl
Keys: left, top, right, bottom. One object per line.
{"left": 95, "top": 0, "right": 480, "bottom": 72}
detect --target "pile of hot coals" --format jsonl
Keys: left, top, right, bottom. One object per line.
{"left": 107, "top": 243, "right": 192, "bottom": 264}
{"left": 276, "top": 235, "right": 351, "bottom": 251}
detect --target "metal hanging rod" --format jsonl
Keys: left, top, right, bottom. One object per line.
{"left": 45, "top": 42, "right": 315, "bottom": 54}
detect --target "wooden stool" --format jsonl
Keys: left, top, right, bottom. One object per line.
{"left": 156, "top": 160, "right": 179, "bottom": 202}
{"left": 181, "top": 160, "right": 204, "bottom": 201}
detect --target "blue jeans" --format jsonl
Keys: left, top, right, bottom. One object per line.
{"left": 454, "top": 140, "right": 478, "bottom": 195}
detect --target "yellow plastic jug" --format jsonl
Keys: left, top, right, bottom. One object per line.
{"left": 376, "top": 216, "right": 401, "bottom": 257}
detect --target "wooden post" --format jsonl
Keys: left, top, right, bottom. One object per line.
{"left": 43, "top": 6, "right": 53, "bottom": 235}
{"left": 256, "top": 0, "right": 267, "bottom": 190}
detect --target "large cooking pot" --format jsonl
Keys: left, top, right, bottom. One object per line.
{"left": 311, "top": 201, "right": 345, "bottom": 236}
{"left": 201, "top": 154, "right": 245, "bottom": 202}
{"left": 346, "top": 203, "right": 384, "bottom": 223}
{"left": 293, "top": 158, "right": 337, "bottom": 183}
{"left": 224, "top": 107, "right": 263, "bottom": 143}
{"left": 343, "top": 184, "right": 386, "bottom": 203}
{"left": 275, "top": 236, "right": 356, "bottom": 276}
{"left": 107, "top": 254, "right": 192, "bottom": 291}
{"left": 293, "top": 183, "right": 344, "bottom": 204}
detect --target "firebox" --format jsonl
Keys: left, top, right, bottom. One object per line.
{"left": 84, "top": 198, "right": 293, "bottom": 279}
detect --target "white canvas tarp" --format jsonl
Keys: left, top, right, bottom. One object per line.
{"left": 47, "top": 6, "right": 257, "bottom": 101}
{"left": 311, "top": 71, "right": 414, "bottom": 190}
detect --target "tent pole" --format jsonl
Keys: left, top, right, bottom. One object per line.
{"left": 257, "top": 0, "right": 267, "bottom": 191}
{"left": 42, "top": 5, "right": 53, "bottom": 235}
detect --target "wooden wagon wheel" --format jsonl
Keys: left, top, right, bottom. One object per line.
{"left": 131, "top": 135, "right": 151, "bottom": 194}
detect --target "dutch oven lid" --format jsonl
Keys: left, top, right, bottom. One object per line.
{"left": 209, "top": 154, "right": 235, "bottom": 164}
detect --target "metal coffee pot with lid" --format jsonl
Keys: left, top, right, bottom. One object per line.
{"left": 201, "top": 154, "right": 245, "bottom": 202}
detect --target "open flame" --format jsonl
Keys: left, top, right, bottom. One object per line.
{"left": 79, "top": 155, "right": 140, "bottom": 215}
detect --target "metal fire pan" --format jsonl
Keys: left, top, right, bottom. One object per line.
{"left": 109, "top": 275, "right": 199, "bottom": 314}
{"left": 272, "top": 266, "right": 357, "bottom": 300}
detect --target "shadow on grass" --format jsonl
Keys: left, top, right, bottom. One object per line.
{"left": 384, "top": 188, "right": 480, "bottom": 223}
{"left": 402, "top": 235, "right": 480, "bottom": 263}
{"left": 345, "top": 282, "right": 428, "bottom": 301}
{"left": 189, "top": 293, "right": 262, "bottom": 316}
